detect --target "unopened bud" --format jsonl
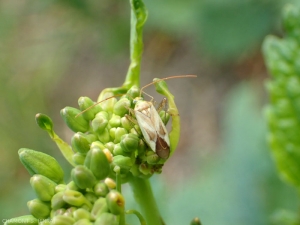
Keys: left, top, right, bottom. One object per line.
{"left": 190, "top": 217, "right": 202, "bottom": 225}
{"left": 27, "top": 199, "right": 51, "bottom": 219}
{"left": 146, "top": 151, "right": 160, "bottom": 164}
{"left": 121, "top": 116, "right": 133, "bottom": 131}
{"left": 159, "top": 110, "right": 170, "bottom": 125}
{"left": 109, "top": 114, "right": 121, "bottom": 127}
{"left": 73, "top": 208, "right": 91, "bottom": 221}
{"left": 78, "top": 96, "right": 102, "bottom": 120}
{"left": 84, "top": 146, "right": 110, "bottom": 180}
{"left": 71, "top": 133, "right": 96, "bottom": 154}
{"left": 106, "top": 190, "right": 125, "bottom": 215}
{"left": 113, "top": 98, "right": 131, "bottom": 116}
{"left": 51, "top": 191, "right": 66, "bottom": 210}
{"left": 19, "top": 148, "right": 64, "bottom": 184}
{"left": 94, "top": 212, "right": 118, "bottom": 225}
{"left": 94, "top": 181, "right": 109, "bottom": 197}
{"left": 114, "top": 127, "right": 128, "bottom": 143}
{"left": 98, "top": 128, "right": 111, "bottom": 143}
{"left": 91, "top": 198, "right": 109, "bottom": 221}
{"left": 51, "top": 215, "right": 75, "bottom": 225}
{"left": 71, "top": 165, "right": 97, "bottom": 189}
{"left": 30, "top": 174, "right": 57, "bottom": 201}
{"left": 63, "top": 190, "right": 90, "bottom": 207}
{"left": 72, "top": 152, "right": 86, "bottom": 166}
{"left": 60, "top": 107, "right": 89, "bottom": 133}
{"left": 120, "top": 133, "right": 139, "bottom": 153}
{"left": 35, "top": 113, "right": 54, "bottom": 136}
{"left": 104, "top": 178, "right": 116, "bottom": 189}
{"left": 92, "top": 115, "right": 108, "bottom": 134}
{"left": 112, "top": 155, "right": 132, "bottom": 174}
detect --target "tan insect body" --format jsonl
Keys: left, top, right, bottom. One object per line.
{"left": 133, "top": 98, "right": 170, "bottom": 159}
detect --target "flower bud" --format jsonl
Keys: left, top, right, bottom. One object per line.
{"left": 94, "top": 212, "right": 118, "bottom": 225}
{"left": 109, "top": 114, "right": 121, "bottom": 127}
{"left": 74, "top": 219, "right": 93, "bottom": 225}
{"left": 120, "top": 133, "right": 139, "bottom": 153}
{"left": 72, "top": 133, "right": 96, "bottom": 154}
{"left": 71, "top": 165, "right": 97, "bottom": 189}
{"left": 106, "top": 190, "right": 125, "bottom": 215}
{"left": 139, "top": 163, "right": 151, "bottom": 175}
{"left": 121, "top": 116, "right": 133, "bottom": 131}
{"left": 190, "top": 217, "right": 202, "bottom": 225}
{"left": 92, "top": 115, "right": 108, "bottom": 134}
{"left": 104, "top": 178, "right": 116, "bottom": 189}
{"left": 19, "top": 148, "right": 64, "bottom": 184}
{"left": 98, "top": 128, "right": 111, "bottom": 143}
{"left": 55, "top": 184, "right": 66, "bottom": 193}
{"left": 51, "top": 215, "right": 75, "bottom": 225}
{"left": 4, "top": 215, "right": 38, "bottom": 225}
{"left": 146, "top": 151, "right": 160, "bottom": 164}
{"left": 112, "top": 143, "right": 121, "bottom": 155}
{"left": 78, "top": 96, "right": 102, "bottom": 120}
{"left": 112, "top": 155, "right": 132, "bottom": 174}
{"left": 114, "top": 127, "right": 128, "bottom": 143}
{"left": 35, "top": 113, "right": 54, "bottom": 136}
{"left": 64, "top": 207, "right": 77, "bottom": 217}
{"left": 27, "top": 199, "right": 51, "bottom": 219}
{"left": 84, "top": 192, "right": 98, "bottom": 204}
{"left": 72, "top": 152, "right": 86, "bottom": 166}
{"left": 109, "top": 127, "right": 116, "bottom": 140}
{"left": 51, "top": 208, "right": 66, "bottom": 217}
{"left": 91, "top": 198, "right": 109, "bottom": 221}
{"left": 105, "top": 142, "right": 115, "bottom": 152}
{"left": 97, "top": 94, "right": 117, "bottom": 114}
{"left": 51, "top": 191, "right": 66, "bottom": 210}
{"left": 63, "top": 190, "right": 89, "bottom": 207}
{"left": 159, "top": 110, "right": 170, "bottom": 125}
{"left": 94, "top": 181, "right": 109, "bottom": 197}
{"left": 113, "top": 98, "right": 131, "bottom": 116}
{"left": 66, "top": 181, "right": 81, "bottom": 191}
{"left": 60, "top": 107, "right": 90, "bottom": 133}
{"left": 30, "top": 174, "right": 57, "bottom": 201}
{"left": 85, "top": 146, "right": 110, "bottom": 180}
{"left": 102, "top": 149, "right": 112, "bottom": 163}
{"left": 137, "top": 139, "right": 147, "bottom": 156}
{"left": 127, "top": 86, "right": 140, "bottom": 99}
{"left": 73, "top": 208, "right": 91, "bottom": 221}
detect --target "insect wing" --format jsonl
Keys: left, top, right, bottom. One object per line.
{"left": 134, "top": 101, "right": 170, "bottom": 159}
{"left": 151, "top": 106, "right": 170, "bottom": 159}
{"left": 134, "top": 105, "right": 157, "bottom": 151}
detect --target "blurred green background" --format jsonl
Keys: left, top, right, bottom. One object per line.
{"left": 1, "top": 0, "right": 300, "bottom": 224}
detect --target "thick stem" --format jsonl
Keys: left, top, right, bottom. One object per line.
{"left": 129, "top": 176, "right": 164, "bottom": 225}
{"left": 123, "top": 0, "right": 148, "bottom": 89}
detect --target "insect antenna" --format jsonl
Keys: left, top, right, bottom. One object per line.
{"left": 75, "top": 94, "right": 124, "bottom": 118}
{"left": 139, "top": 74, "right": 197, "bottom": 96}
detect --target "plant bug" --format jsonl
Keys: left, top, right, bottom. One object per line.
{"left": 77, "top": 75, "right": 197, "bottom": 160}
{"left": 131, "top": 75, "right": 196, "bottom": 159}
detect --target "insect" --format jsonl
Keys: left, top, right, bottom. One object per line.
{"left": 132, "top": 75, "right": 196, "bottom": 159}
{"left": 131, "top": 97, "right": 170, "bottom": 159}
{"left": 77, "top": 75, "right": 197, "bottom": 159}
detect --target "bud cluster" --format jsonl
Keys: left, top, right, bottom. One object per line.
{"left": 9, "top": 86, "right": 170, "bottom": 224}
{"left": 62, "top": 85, "right": 168, "bottom": 177}
{"left": 263, "top": 5, "right": 300, "bottom": 187}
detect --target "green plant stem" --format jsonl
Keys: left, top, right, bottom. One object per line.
{"left": 123, "top": 0, "right": 148, "bottom": 89}
{"left": 97, "top": 0, "right": 147, "bottom": 98}
{"left": 128, "top": 175, "right": 163, "bottom": 225}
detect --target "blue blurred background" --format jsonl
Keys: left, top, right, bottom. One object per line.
{"left": 1, "top": 0, "right": 300, "bottom": 224}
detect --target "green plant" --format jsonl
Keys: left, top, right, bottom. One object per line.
{"left": 4, "top": 1, "right": 199, "bottom": 225}
{"left": 263, "top": 4, "right": 300, "bottom": 225}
